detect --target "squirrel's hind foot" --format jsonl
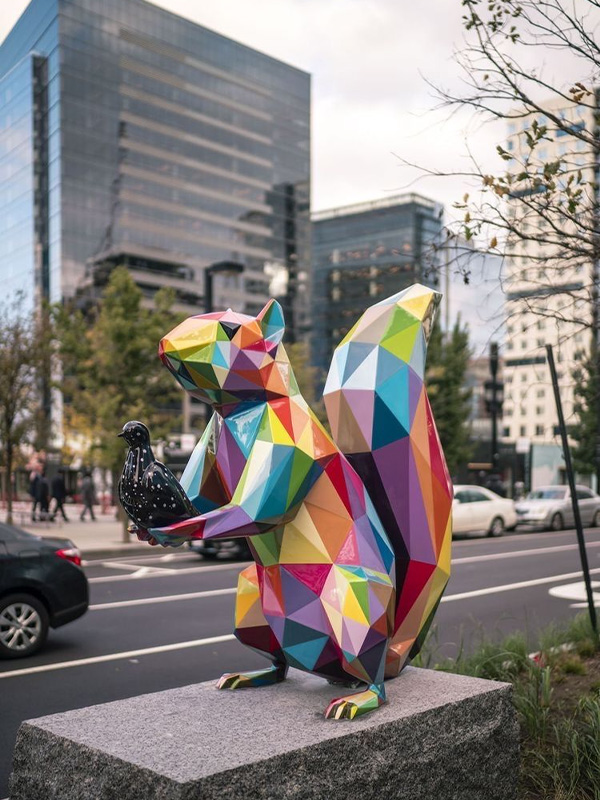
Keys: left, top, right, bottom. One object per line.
{"left": 217, "top": 661, "right": 288, "bottom": 690}
{"left": 325, "top": 683, "right": 386, "bottom": 720}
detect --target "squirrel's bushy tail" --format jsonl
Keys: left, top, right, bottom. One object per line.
{"left": 323, "top": 284, "right": 453, "bottom": 676}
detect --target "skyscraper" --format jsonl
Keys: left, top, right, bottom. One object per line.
{"left": 311, "top": 193, "right": 443, "bottom": 379}
{"left": 0, "top": 0, "right": 310, "bottom": 329}
{"left": 502, "top": 97, "right": 596, "bottom": 459}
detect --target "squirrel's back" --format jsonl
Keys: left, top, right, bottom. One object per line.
{"left": 323, "top": 284, "right": 453, "bottom": 676}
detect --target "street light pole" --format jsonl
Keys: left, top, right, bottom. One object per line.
{"left": 201, "top": 261, "right": 245, "bottom": 427}
{"left": 484, "top": 342, "right": 503, "bottom": 475}
{"left": 204, "top": 260, "right": 244, "bottom": 315}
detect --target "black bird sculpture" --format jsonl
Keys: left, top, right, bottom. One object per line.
{"left": 118, "top": 420, "right": 196, "bottom": 531}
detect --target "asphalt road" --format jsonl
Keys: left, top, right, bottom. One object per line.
{"left": 2, "top": 527, "right": 600, "bottom": 797}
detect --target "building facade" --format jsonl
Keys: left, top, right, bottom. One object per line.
{"left": 501, "top": 96, "right": 597, "bottom": 455}
{"left": 311, "top": 193, "right": 443, "bottom": 379}
{"left": 0, "top": 0, "right": 310, "bottom": 328}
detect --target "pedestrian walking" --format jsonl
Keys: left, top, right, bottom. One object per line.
{"left": 80, "top": 471, "right": 96, "bottom": 521}
{"left": 29, "top": 468, "right": 41, "bottom": 521}
{"left": 36, "top": 470, "right": 51, "bottom": 521}
{"left": 50, "top": 469, "right": 69, "bottom": 522}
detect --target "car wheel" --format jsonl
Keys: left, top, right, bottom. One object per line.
{"left": 550, "top": 512, "right": 563, "bottom": 532}
{"left": 0, "top": 594, "right": 49, "bottom": 659}
{"left": 593, "top": 510, "right": 600, "bottom": 528}
{"left": 488, "top": 516, "right": 505, "bottom": 537}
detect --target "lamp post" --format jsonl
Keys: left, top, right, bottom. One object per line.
{"left": 204, "top": 260, "right": 244, "bottom": 314}
{"left": 484, "top": 342, "right": 504, "bottom": 475}
{"left": 199, "top": 261, "right": 245, "bottom": 428}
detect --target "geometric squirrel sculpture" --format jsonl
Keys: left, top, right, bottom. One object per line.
{"left": 121, "top": 284, "right": 453, "bottom": 719}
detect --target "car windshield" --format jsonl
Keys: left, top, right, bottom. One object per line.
{"left": 526, "top": 489, "right": 565, "bottom": 500}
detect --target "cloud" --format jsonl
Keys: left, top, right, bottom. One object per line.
{"left": 0, "top": 0, "right": 591, "bottom": 216}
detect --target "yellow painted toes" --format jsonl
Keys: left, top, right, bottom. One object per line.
{"left": 325, "top": 684, "right": 386, "bottom": 720}
{"left": 216, "top": 663, "right": 287, "bottom": 690}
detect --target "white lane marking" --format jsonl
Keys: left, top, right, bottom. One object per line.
{"left": 0, "top": 634, "right": 237, "bottom": 679}
{"left": 452, "top": 529, "right": 600, "bottom": 549}
{"left": 89, "top": 561, "right": 251, "bottom": 583}
{"left": 442, "top": 567, "right": 600, "bottom": 602}
{"left": 83, "top": 552, "right": 198, "bottom": 566}
{"left": 548, "top": 581, "right": 600, "bottom": 608}
{"left": 453, "top": 541, "right": 600, "bottom": 564}
{"left": 89, "top": 587, "right": 237, "bottom": 610}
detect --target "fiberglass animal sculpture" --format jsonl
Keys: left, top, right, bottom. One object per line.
{"left": 120, "top": 284, "right": 453, "bottom": 719}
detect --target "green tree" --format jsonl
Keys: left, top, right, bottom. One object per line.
{"left": 426, "top": 319, "right": 473, "bottom": 477}
{"left": 286, "top": 340, "right": 328, "bottom": 427}
{"left": 56, "top": 267, "right": 183, "bottom": 536}
{"left": 0, "top": 296, "right": 46, "bottom": 523}
{"left": 571, "top": 348, "right": 599, "bottom": 481}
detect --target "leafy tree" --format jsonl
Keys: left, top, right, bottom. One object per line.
{"left": 416, "top": 0, "right": 600, "bottom": 333}
{"left": 571, "top": 347, "right": 599, "bottom": 482}
{"left": 286, "top": 340, "right": 328, "bottom": 427}
{"left": 426, "top": 319, "right": 473, "bottom": 477}
{"left": 56, "top": 267, "right": 183, "bottom": 536}
{"left": 0, "top": 296, "right": 46, "bottom": 524}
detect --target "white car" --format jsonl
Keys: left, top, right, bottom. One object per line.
{"left": 452, "top": 485, "right": 517, "bottom": 537}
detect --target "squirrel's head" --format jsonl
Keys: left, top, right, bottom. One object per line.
{"left": 159, "top": 299, "right": 294, "bottom": 409}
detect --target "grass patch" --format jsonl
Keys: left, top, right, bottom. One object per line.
{"left": 418, "top": 614, "right": 600, "bottom": 800}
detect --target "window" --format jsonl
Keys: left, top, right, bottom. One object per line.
{"left": 520, "top": 425, "right": 527, "bottom": 436}
{"left": 576, "top": 488, "right": 593, "bottom": 500}
{"left": 536, "top": 389, "right": 545, "bottom": 398}
{"left": 454, "top": 490, "right": 470, "bottom": 504}
{"left": 535, "top": 425, "right": 544, "bottom": 435}
{"left": 503, "top": 426, "right": 511, "bottom": 437}
{"left": 536, "top": 406, "right": 544, "bottom": 415}
{"left": 468, "top": 490, "right": 491, "bottom": 503}
{"left": 521, "top": 373, "right": 528, "bottom": 382}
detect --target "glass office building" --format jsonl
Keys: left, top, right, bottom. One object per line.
{"left": 311, "top": 194, "right": 443, "bottom": 379}
{"left": 0, "top": 0, "right": 310, "bottom": 329}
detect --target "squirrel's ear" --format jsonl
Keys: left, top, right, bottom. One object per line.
{"left": 257, "top": 299, "right": 285, "bottom": 349}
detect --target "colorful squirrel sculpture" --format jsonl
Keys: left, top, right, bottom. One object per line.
{"left": 131, "top": 284, "right": 452, "bottom": 719}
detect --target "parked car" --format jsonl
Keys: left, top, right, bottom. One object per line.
{"left": 0, "top": 523, "right": 88, "bottom": 658}
{"left": 515, "top": 485, "right": 600, "bottom": 531}
{"left": 453, "top": 485, "right": 517, "bottom": 537}
{"left": 189, "top": 537, "right": 252, "bottom": 560}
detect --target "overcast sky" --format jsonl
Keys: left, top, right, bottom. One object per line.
{"left": 2, "top": 0, "right": 593, "bottom": 353}
{"left": 0, "top": 0, "right": 504, "bottom": 217}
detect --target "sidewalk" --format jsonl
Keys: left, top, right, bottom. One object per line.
{"left": 1, "top": 503, "right": 151, "bottom": 559}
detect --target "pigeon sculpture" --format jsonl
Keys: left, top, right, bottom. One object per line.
{"left": 118, "top": 420, "right": 196, "bottom": 531}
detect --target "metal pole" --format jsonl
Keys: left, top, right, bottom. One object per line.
{"left": 490, "top": 342, "right": 499, "bottom": 472}
{"left": 205, "top": 269, "right": 213, "bottom": 315}
{"left": 203, "top": 268, "right": 214, "bottom": 429}
{"left": 546, "top": 344, "right": 598, "bottom": 636}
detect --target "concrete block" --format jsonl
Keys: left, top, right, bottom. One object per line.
{"left": 10, "top": 666, "right": 519, "bottom": 800}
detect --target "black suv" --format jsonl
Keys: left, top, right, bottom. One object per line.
{"left": 0, "top": 524, "right": 88, "bottom": 658}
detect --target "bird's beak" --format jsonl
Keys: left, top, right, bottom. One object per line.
{"left": 117, "top": 432, "right": 125, "bottom": 438}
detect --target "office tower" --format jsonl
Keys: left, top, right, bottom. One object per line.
{"left": 502, "top": 97, "right": 596, "bottom": 454}
{"left": 0, "top": 0, "right": 310, "bottom": 329}
{"left": 311, "top": 193, "right": 443, "bottom": 379}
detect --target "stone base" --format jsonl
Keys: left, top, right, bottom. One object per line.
{"left": 10, "top": 667, "right": 519, "bottom": 800}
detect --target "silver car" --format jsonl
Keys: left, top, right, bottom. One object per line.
{"left": 515, "top": 485, "right": 600, "bottom": 531}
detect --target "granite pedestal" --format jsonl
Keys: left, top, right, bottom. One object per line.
{"left": 10, "top": 666, "right": 519, "bottom": 800}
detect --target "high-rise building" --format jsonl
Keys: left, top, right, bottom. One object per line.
{"left": 0, "top": 0, "right": 310, "bottom": 329}
{"left": 502, "top": 97, "right": 596, "bottom": 454}
{"left": 311, "top": 193, "right": 443, "bottom": 378}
